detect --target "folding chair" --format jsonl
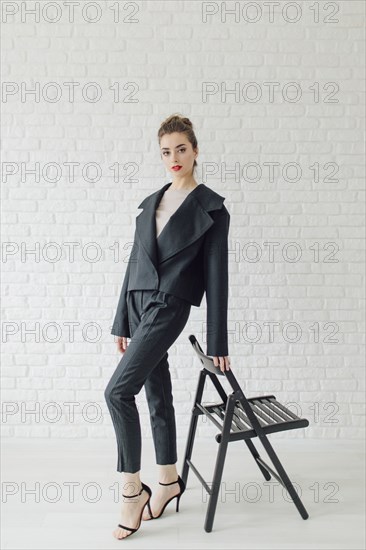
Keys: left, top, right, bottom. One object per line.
{"left": 181, "top": 334, "right": 310, "bottom": 533}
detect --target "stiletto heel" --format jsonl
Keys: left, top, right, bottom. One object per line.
{"left": 148, "top": 475, "right": 186, "bottom": 520}
{"left": 176, "top": 493, "right": 181, "bottom": 512}
{"left": 116, "top": 481, "right": 153, "bottom": 538}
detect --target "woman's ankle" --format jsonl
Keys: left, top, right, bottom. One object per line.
{"left": 157, "top": 463, "right": 178, "bottom": 484}
{"left": 121, "top": 470, "right": 142, "bottom": 496}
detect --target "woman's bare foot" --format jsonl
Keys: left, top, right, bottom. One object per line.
{"left": 142, "top": 479, "right": 180, "bottom": 520}
{"left": 113, "top": 484, "right": 150, "bottom": 539}
{"left": 113, "top": 472, "right": 149, "bottom": 540}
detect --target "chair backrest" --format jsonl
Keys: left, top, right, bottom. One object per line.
{"left": 188, "top": 334, "right": 268, "bottom": 436}
{"left": 188, "top": 334, "right": 242, "bottom": 392}
{"left": 188, "top": 334, "right": 226, "bottom": 376}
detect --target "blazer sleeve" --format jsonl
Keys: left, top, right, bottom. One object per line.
{"left": 203, "top": 205, "right": 230, "bottom": 357}
{"left": 111, "top": 258, "right": 131, "bottom": 338}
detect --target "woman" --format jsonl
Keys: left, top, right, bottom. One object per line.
{"left": 104, "top": 114, "right": 231, "bottom": 540}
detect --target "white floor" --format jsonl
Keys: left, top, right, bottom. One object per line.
{"left": 1, "top": 438, "right": 365, "bottom": 549}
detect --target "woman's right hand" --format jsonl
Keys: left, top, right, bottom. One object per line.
{"left": 117, "top": 336, "right": 128, "bottom": 354}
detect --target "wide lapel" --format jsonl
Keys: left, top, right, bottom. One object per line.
{"left": 135, "top": 183, "right": 170, "bottom": 274}
{"left": 157, "top": 190, "right": 215, "bottom": 263}
{"left": 135, "top": 182, "right": 225, "bottom": 271}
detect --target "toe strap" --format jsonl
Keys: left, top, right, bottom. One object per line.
{"left": 118, "top": 523, "right": 136, "bottom": 532}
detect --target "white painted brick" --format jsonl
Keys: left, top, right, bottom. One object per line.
{"left": 1, "top": 379, "right": 16, "bottom": 388}
{"left": 17, "top": 378, "right": 53, "bottom": 389}
{"left": 2, "top": 0, "right": 364, "bottom": 442}
{"left": 2, "top": 390, "right": 38, "bottom": 401}
{"left": 14, "top": 427, "right": 50, "bottom": 437}
{"left": 37, "top": 426, "right": 88, "bottom": 437}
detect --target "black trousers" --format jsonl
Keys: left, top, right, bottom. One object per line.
{"left": 104, "top": 289, "right": 192, "bottom": 473}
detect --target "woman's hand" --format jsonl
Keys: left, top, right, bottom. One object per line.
{"left": 117, "top": 336, "right": 128, "bottom": 354}
{"left": 212, "top": 356, "right": 231, "bottom": 372}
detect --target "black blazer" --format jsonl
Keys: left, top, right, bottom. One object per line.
{"left": 111, "top": 181, "right": 230, "bottom": 356}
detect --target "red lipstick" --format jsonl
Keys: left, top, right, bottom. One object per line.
{"left": 172, "top": 165, "right": 182, "bottom": 171}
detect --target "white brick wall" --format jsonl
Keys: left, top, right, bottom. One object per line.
{"left": 1, "top": 0, "right": 365, "bottom": 441}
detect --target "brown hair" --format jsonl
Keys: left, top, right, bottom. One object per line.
{"left": 158, "top": 113, "right": 198, "bottom": 173}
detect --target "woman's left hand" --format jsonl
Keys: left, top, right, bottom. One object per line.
{"left": 212, "top": 356, "right": 231, "bottom": 372}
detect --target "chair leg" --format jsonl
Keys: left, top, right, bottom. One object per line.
{"left": 259, "top": 436, "right": 309, "bottom": 520}
{"left": 181, "top": 409, "right": 199, "bottom": 487}
{"left": 204, "top": 396, "right": 236, "bottom": 533}
{"left": 181, "top": 370, "right": 206, "bottom": 487}
{"left": 245, "top": 438, "right": 271, "bottom": 481}
{"left": 204, "top": 432, "right": 229, "bottom": 533}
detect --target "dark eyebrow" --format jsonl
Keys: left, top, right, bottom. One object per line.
{"left": 161, "top": 143, "right": 186, "bottom": 151}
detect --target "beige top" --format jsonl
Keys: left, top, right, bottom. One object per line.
{"left": 156, "top": 187, "right": 193, "bottom": 238}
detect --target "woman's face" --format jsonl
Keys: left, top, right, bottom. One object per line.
{"left": 160, "top": 132, "right": 198, "bottom": 178}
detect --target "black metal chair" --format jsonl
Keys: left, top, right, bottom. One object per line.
{"left": 181, "top": 334, "right": 310, "bottom": 533}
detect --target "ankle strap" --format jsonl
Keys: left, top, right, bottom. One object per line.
{"left": 159, "top": 477, "right": 179, "bottom": 486}
{"left": 122, "top": 484, "right": 143, "bottom": 498}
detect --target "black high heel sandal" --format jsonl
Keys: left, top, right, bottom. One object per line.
{"left": 117, "top": 482, "right": 153, "bottom": 538}
{"left": 149, "top": 475, "right": 186, "bottom": 519}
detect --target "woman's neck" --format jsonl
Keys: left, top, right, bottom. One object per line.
{"left": 170, "top": 178, "right": 198, "bottom": 191}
